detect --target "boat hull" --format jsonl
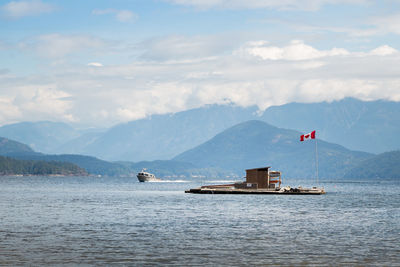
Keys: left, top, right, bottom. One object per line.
{"left": 137, "top": 175, "right": 161, "bottom": 182}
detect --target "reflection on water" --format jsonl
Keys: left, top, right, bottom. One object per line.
{"left": 0, "top": 176, "right": 399, "bottom": 266}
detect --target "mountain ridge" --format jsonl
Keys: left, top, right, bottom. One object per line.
{"left": 174, "top": 120, "right": 373, "bottom": 178}
{"left": 261, "top": 98, "right": 400, "bottom": 153}
{"left": 344, "top": 150, "right": 400, "bottom": 179}
{"left": 0, "top": 98, "right": 399, "bottom": 164}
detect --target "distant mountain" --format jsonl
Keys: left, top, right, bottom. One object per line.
{"left": 1, "top": 98, "right": 399, "bottom": 162}
{"left": 0, "top": 137, "right": 34, "bottom": 154}
{"left": 59, "top": 98, "right": 399, "bottom": 161}
{"left": 9, "top": 153, "right": 134, "bottom": 177}
{"left": 3, "top": 149, "right": 230, "bottom": 179}
{"left": 0, "top": 136, "right": 210, "bottom": 178}
{"left": 55, "top": 131, "right": 104, "bottom": 155}
{"left": 0, "top": 136, "right": 130, "bottom": 176}
{"left": 174, "top": 120, "right": 373, "bottom": 178}
{"left": 77, "top": 104, "right": 259, "bottom": 161}
{"left": 0, "top": 155, "right": 88, "bottom": 176}
{"left": 344, "top": 150, "right": 400, "bottom": 179}
{"left": 261, "top": 98, "right": 400, "bottom": 154}
{"left": 0, "top": 121, "right": 79, "bottom": 153}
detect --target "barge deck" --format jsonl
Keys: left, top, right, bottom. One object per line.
{"left": 185, "top": 187, "right": 325, "bottom": 195}
{"left": 185, "top": 166, "right": 325, "bottom": 195}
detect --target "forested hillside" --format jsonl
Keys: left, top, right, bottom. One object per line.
{"left": 344, "top": 151, "right": 400, "bottom": 179}
{"left": 0, "top": 156, "right": 88, "bottom": 176}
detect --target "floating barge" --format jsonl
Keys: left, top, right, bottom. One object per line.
{"left": 185, "top": 166, "right": 325, "bottom": 195}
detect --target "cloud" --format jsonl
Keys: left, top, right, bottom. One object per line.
{"left": 116, "top": 10, "right": 136, "bottom": 22}
{"left": 20, "top": 87, "right": 73, "bottom": 118}
{"left": 18, "top": 34, "right": 107, "bottom": 58}
{"left": 292, "top": 12, "right": 400, "bottom": 38}
{"left": 139, "top": 34, "right": 238, "bottom": 61}
{"left": 1, "top": 38, "right": 400, "bottom": 127}
{"left": 369, "top": 45, "right": 398, "bottom": 56}
{"left": 235, "top": 40, "right": 349, "bottom": 61}
{"left": 92, "top": 8, "right": 137, "bottom": 23}
{"left": 0, "top": 69, "right": 11, "bottom": 76}
{"left": 1, "top": 0, "right": 54, "bottom": 19}
{"left": 164, "top": 0, "right": 370, "bottom": 11}
{"left": 88, "top": 62, "right": 103, "bottom": 67}
{"left": 0, "top": 83, "right": 74, "bottom": 125}
{"left": 370, "top": 13, "right": 400, "bottom": 35}
{"left": 0, "top": 96, "right": 21, "bottom": 123}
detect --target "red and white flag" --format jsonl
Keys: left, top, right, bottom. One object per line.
{"left": 300, "top": 130, "right": 316, "bottom": 141}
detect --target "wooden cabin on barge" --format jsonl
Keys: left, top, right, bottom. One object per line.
{"left": 185, "top": 166, "right": 325, "bottom": 195}
{"left": 243, "top": 166, "right": 281, "bottom": 189}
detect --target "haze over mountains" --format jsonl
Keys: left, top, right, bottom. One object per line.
{"left": 0, "top": 98, "right": 399, "bottom": 178}
{"left": 0, "top": 98, "right": 399, "bottom": 162}
{"left": 71, "top": 105, "right": 259, "bottom": 161}
{"left": 261, "top": 98, "right": 400, "bottom": 154}
{"left": 0, "top": 122, "right": 80, "bottom": 153}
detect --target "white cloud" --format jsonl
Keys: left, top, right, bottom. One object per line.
{"left": 23, "top": 87, "right": 72, "bottom": 116}
{"left": 88, "top": 62, "right": 103, "bottom": 67}
{"left": 1, "top": 38, "right": 400, "bottom": 127}
{"left": 0, "top": 96, "right": 21, "bottom": 123}
{"left": 116, "top": 10, "right": 136, "bottom": 22}
{"left": 293, "top": 61, "right": 326, "bottom": 70}
{"left": 1, "top": 0, "right": 54, "bottom": 18}
{"left": 236, "top": 40, "right": 349, "bottom": 61}
{"left": 369, "top": 45, "right": 398, "bottom": 56}
{"left": 18, "top": 34, "right": 107, "bottom": 58}
{"left": 139, "top": 34, "right": 238, "bottom": 61}
{"left": 92, "top": 8, "right": 137, "bottom": 23}
{"left": 0, "top": 83, "right": 74, "bottom": 125}
{"left": 164, "top": 0, "right": 370, "bottom": 11}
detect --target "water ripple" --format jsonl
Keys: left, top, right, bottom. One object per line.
{"left": 0, "top": 176, "right": 399, "bottom": 266}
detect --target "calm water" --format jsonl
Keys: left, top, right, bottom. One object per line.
{"left": 0, "top": 176, "right": 399, "bottom": 266}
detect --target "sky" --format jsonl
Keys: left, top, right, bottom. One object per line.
{"left": 1, "top": 0, "right": 400, "bottom": 127}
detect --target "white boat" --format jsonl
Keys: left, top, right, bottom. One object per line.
{"left": 137, "top": 169, "right": 161, "bottom": 182}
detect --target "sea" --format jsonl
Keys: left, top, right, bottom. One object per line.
{"left": 0, "top": 176, "right": 399, "bottom": 266}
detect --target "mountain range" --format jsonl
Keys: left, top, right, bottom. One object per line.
{"left": 61, "top": 105, "right": 259, "bottom": 161}
{"left": 0, "top": 137, "right": 88, "bottom": 176}
{"left": 0, "top": 121, "right": 80, "bottom": 153}
{"left": 260, "top": 98, "right": 400, "bottom": 154}
{"left": 0, "top": 98, "right": 399, "bottom": 179}
{"left": 3, "top": 120, "right": 398, "bottom": 179}
{"left": 0, "top": 137, "right": 228, "bottom": 178}
{"left": 0, "top": 98, "right": 398, "bottom": 162}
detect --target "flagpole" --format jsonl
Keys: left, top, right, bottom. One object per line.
{"left": 315, "top": 138, "right": 319, "bottom": 185}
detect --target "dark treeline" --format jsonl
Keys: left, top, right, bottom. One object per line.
{"left": 0, "top": 155, "right": 88, "bottom": 176}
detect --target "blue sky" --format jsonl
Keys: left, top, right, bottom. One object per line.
{"left": 1, "top": 0, "right": 400, "bottom": 127}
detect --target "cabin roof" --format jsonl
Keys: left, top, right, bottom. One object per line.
{"left": 246, "top": 166, "right": 270, "bottom": 171}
